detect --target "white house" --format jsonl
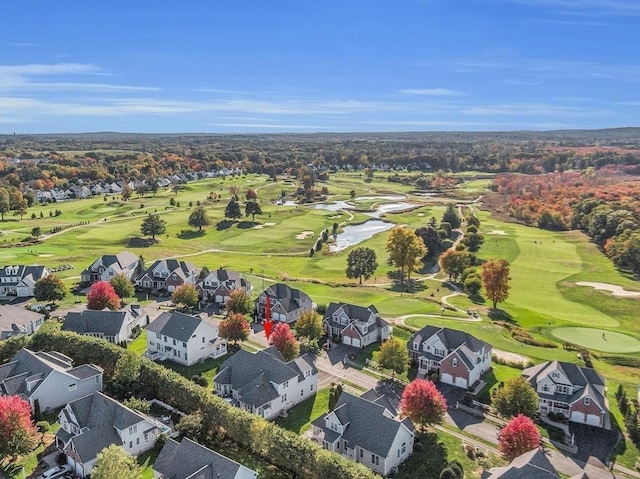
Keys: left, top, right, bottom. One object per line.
{"left": 154, "top": 437, "right": 258, "bottom": 479}
{"left": 56, "top": 392, "right": 162, "bottom": 477}
{"left": 62, "top": 305, "right": 149, "bottom": 344}
{"left": 145, "top": 311, "right": 227, "bottom": 365}
{"left": 311, "top": 392, "right": 415, "bottom": 476}
{"left": 0, "top": 348, "right": 103, "bottom": 412}
{"left": 80, "top": 251, "right": 142, "bottom": 285}
{"left": 0, "top": 265, "right": 49, "bottom": 298}
{"left": 214, "top": 347, "right": 317, "bottom": 420}
{"left": 323, "top": 302, "right": 391, "bottom": 348}
{"left": 408, "top": 325, "right": 492, "bottom": 389}
{"left": 0, "top": 305, "right": 46, "bottom": 340}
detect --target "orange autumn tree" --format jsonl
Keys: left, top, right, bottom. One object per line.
{"left": 400, "top": 378, "right": 447, "bottom": 432}
{"left": 269, "top": 323, "right": 300, "bottom": 361}
{"left": 481, "top": 258, "right": 511, "bottom": 309}
{"left": 498, "top": 414, "right": 541, "bottom": 461}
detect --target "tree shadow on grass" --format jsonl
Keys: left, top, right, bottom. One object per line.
{"left": 216, "top": 220, "right": 234, "bottom": 231}
{"left": 237, "top": 221, "right": 258, "bottom": 229}
{"left": 394, "top": 432, "right": 448, "bottom": 479}
{"left": 127, "top": 236, "right": 158, "bottom": 248}
{"left": 177, "top": 229, "right": 205, "bottom": 239}
{"left": 387, "top": 279, "right": 427, "bottom": 293}
{"left": 275, "top": 394, "right": 315, "bottom": 434}
{"left": 475, "top": 369, "right": 498, "bottom": 404}
{"left": 469, "top": 294, "right": 486, "bottom": 304}
{"left": 488, "top": 308, "right": 514, "bottom": 322}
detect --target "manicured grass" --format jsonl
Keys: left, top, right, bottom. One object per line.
{"left": 552, "top": 327, "right": 640, "bottom": 353}
{"left": 275, "top": 387, "right": 330, "bottom": 434}
{"left": 138, "top": 448, "right": 160, "bottom": 479}
{"left": 476, "top": 363, "right": 524, "bottom": 404}
{"left": 128, "top": 333, "right": 147, "bottom": 356}
{"left": 158, "top": 355, "right": 227, "bottom": 385}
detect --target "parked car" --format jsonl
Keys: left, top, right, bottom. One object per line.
{"left": 38, "top": 465, "right": 72, "bottom": 479}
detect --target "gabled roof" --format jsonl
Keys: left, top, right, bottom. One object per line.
{"left": 311, "top": 392, "right": 414, "bottom": 458}
{"left": 260, "top": 283, "right": 311, "bottom": 314}
{"left": 409, "top": 325, "right": 490, "bottom": 355}
{"left": 154, "top": 437, "right": 257, "bottom": 479}
{"left": 523, "top": 361, "right": 607, "bottom": 411}
{"left": 214, "top": 349, "right": 317, "bottom": 408}
{"left": 323, "top": 302, "right": 388, "bottom": 335}
{"left": 485, "top": 448, "right": 560, "bottom": 478}
{"left": 62, "top": 310, "right": 130, "bottom": 337}
{"left": 0, "top": 265, "right": 48, "bottom": 285}
{"left": 0, "top": 305, "right": 45, "bottom": 339}
{"left": 82, "top": 251, "right": 139, "bottom": 276}
{"left": 147, "top": 311, "right": 211, "bottom": 342}
{"left": 140, "top": 259, "right": 197, "bottom": 281}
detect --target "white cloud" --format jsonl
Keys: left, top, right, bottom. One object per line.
{"left": 512, "top": 0, "right": 640, "bottom": 16}
{"left": 398, "top": 88, "right": 463, "bottom": 96}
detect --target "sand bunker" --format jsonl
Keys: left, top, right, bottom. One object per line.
{"left": 576, "top": 282, "right": 640, "bottom": 298}
{"left": 295, "top": 231, "right": 314, "bottom": 240}
{"left": 417, "top": 213, "right": 425, "bottom": 217}
{"left": 38, "top": 254, "right": 54, "bottom": 257}
{"left": 493, "top": 348, "right": 530, "bottom": 366}
{"left": 486, "top": 230, "right": 508, "bottom": 235}
{"left": 254, "top": 222, "right": 277, "bottom": 230}
{"left": 264, "top": 222, "right": 276, "bottom": 226}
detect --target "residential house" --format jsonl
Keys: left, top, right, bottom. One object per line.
{"left": 56, "top": 392, "right": 162, "bottom": 478}
{"left": 154, "top": 437, "right": 258, "bottom": 479}
{"left": 62, "top": 305, "right": 148, "bottom": 344}
{"left": 323, "top": 302, "right": 391, "bottom": 348}
{"left": 135, "top": 259, "right": 198, "bottom": 293}
{"left": 0, "top": 348, "right": 103, "bottom": 412}
{"left": 522, "top": 360, "right": 610, "bottom": 429}
{"left": 0, "top": 305, "right": 46, "bottom": 340}
{"left": 255, "top": 283, "right": 313, "bottom": 323}
{"left": 408, "top": 325, "right": 492, "bottom": 389}
{"left": 0, "top": 264, "right": 49, "bottom": 297}
{"left": 145, "top": 311, "right": 226, "bottom": 365}
{"left": 483, "top": 448, "right": 615, "bottom": 479}
{"left": 214, "top": 347, "right": 317, "bottom": 420}
{"left": 197, "top": 268, "right": 252, "bottom": 305}
{"left": 80, "top": 251, "right": 142, "bottom": 285}
{"left": 311, "top": 392, "right": 414, "bottom": 477}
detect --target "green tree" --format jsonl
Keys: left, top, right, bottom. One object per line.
{"left": 110, "top": 274, "right": 134, "bottom": 299}
{"left": 493, "top": 376, "right": 539, "bottom": 419}
{"left": 188, "top": 206, "right": 211, "bottom": 231}
{"left": 345, "top": 247, "right": 378, "bottom": 284}
{"left": 225, "top": 288, "right": 253, "bottom": 314}
{"left": 0, "top": 188, "right": 10, "bottom": 221}
{"left": 110, "top": 352, "right": 141, "bottom": 399}
{"left": 92, "top": 444, "right": 142, "bottom": 479}
{"left": 172, "top": 283, "right": 199, "bottom": 309}
{"left": 378, "top": 338, "right": 409, "bottom": 379}
{"left": 31, "top": 227, "right": 41, "bottom": 238}
{"left": 219, "top": 313, "right": 250, "bottom": 344}
{"left": 481, "top": 258, "right": 511, "bottom": 309}
{"left": 140, "top": 213, "right": 167, "bottom": 240}
{"left": 415, "top": 226, "right": 442, "bottom": 260}
{"left": 440, "top": 249, "right": 472, "bottom": 282}
{"left": 122, "top": 397, "right": 150, "bottom": 415}
{"left": 295, "top": 310, "right": 323, "bottom": 342}
{"left": 245, "top": 201, "right": 263, "bottom": 222}
{"left": 442, "top": 203, "right": 461, "bottom": 229}
{"left": 385, "top": 227, "right": 427, "bottom": 283}
{"left": 176, "top": 411, "right": 205, "bottom": 442}
{"left": 463, "top": 232, "right": 485, "bottom": 252}
{"left": 224, "top": 198, "right": 242, "bottom": 221}
{"left": 33, "top": 275, "right": 67, "bottom": 303}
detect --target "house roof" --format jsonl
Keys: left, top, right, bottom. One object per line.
{"left": 62, "top": 310, "right": 130, "bottom": 337}
{"left": 81, "top": 251, "right": 139, "bottom": 277}
{"left": 0, "top": 265, "right": 48, "bottom": 286}
{"left": 409, "top": 325, "right": 491, "bottom": 370}
{"left": 485, "top": 448, "right": 560, "bottom": 478}
{"left": 146, "top": 311, "right": 210, "bottom": 342}
{"left": 0, "top": 348, "right": 101, "bottom": 399}
{"left": 312, "top": 392, "right": 414, "bottom": 458}
{"left": 0, "top": 305, "right": 45, "bottom": 339}
{"left": 260, "top": 283, "right": 311, "bottom": 314}
{"left": 522, "top": 361, "right": 607, "bottom": 412}
{"left": 214, "top": 349, "right": 316, "bottom": 408}
{"left": 138, "top": 259, "right": 197, "bottom": 283}
{"left": 323, "top": 302, "right": 388, "bottom": 336}
{"left": 154, "top": 437, "right": 256, "bottom": 479}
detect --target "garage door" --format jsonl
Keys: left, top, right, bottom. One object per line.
{"left": 570, "top": 411, "right": 585, "bottom": 423}
{"left": 586, "top": 414, "right": 601, "bottom": 426}
{"left": 343, "top": 336, "right": 352, "bottom": 346}
{"left": 351, "top": 338, "right": 361, "bottom": 348}
{"left": 455, "top": 377, "right": 467, "bottom": 388}
{"left": 441, "top": 373, "right": 453, "bottom": 385}
{"left": 215, "top": 295, "right": 224, "bottom": 304}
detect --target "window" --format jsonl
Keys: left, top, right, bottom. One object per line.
{"left": 183, "top": 342, "right": 186, "bottom": 348}
{"left": 156, "top": 332, "right": 162, "bottom": 339}
{"left": 95, "top": 376, "right": 100, "bottom": 384}
{"left": 281, "top": 394, "right": 287, "bottom": 402}
{"left": 371, "top": 454, "right": 379, "bottom": 466}
{"left": 202, "top": 337, "right": 205, "bottom": 343}
{"left": 301, "top": 390, "right": 304, "bottom": 397}
{"left": 401, "top": 442, "right": 406, "bottom": 454}
{"left": 68, "top": 383, "right": 77, "bottom": 391}
{"left": 129, "top": 441, "right": 133, "bottom": 448}
{"left": 552, "top": 371, "right": 559, "bottom": 378}
{"left": 173, "top": 339, "right": 176, "bottom": 345}
{"left": 136, "top": 437, "right": 140, "bottom": 445}
{"left": 557, "top": 385, "right": 569, "bottom": 395}
{"left": 283, "top": 381, "right": 289, "bottom": 388}
{"left": 164, "top": 336, "right": 167, "bottom": 343}
{"left": 452, "top": 358, "right": 458, "bottom": 367}
{"left": 584, "top": 396, "right": 590, "bottom": 405}
{"left": 542, "top": 384, "right": 549, "bottom": 393}
{"left": 150, "top": 342, "right": 155, "bottom": 347}
{"left": 311, "top": 384, "right": 314, "bottom": 391}
{"left": 359, "top": 448, "right": 363, "bottom": 458}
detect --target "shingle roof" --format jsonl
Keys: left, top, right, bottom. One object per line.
{"left": 323, "top": 302, "right": 388, "bottom": 336}
{"left": 154, "top": 437, "right": 256, "bottom": 479}
{"left": 314, "top": 392, "right": 414, "bottom": 457}
{"left": 261, "top": 283, "right": 311, "bottom": 314}
{"left": 62, "top": 310, "right": 129, "bottom": 337}
{"left": 408, "top": 325, "right": 490, "bottom": 369}
{"left": 0, "top": 305, "right": 45, "bottom": 338}
{"left": 485, "top": 448, "right": 560, "bottom": 478}
{"left": 146, "top": 311, "right": 206, "bottom": 342}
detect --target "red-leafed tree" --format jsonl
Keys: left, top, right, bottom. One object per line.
{"left": 269, "top": 322, "right": 300, "bottom": 361}
{"left": 400, "top": 378, "right": 447, "bottom": 431}
{"left": 481, "top": 258, "right": 511, "bottom": 309}
{"left": 219, "top": 313, "right": 250, "bottom": 345}
{"left": 0, "top": 395, "right": 39, "bottom": 463}
{"left": 498, "top": 414, "right": 541, "bottom": 461}
{"left": 87, "top": 281, "right": 121, "bottom": 311}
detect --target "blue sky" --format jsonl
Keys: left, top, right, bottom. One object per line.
{"left": 0, "top": 0, "right": 638, "bottom": 133}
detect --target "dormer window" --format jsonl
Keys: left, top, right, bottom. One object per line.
{"left": 452, "top": 358, "right": 457, "bottom": 367}
{"left": 584, "top": 397, "right": 590, "bottom": 406}
{"left": 552, "top": 371, "right": 559, "bottom": 379}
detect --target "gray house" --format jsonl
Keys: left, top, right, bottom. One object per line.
{"left": 154, "top": 437, "right": 258, "bottom": 479}
{"left": 323, "top": 302, "right": 391, "bottom": 348}
{"left": 255, "top": 283, "right": 313, "bottom": 323}
{"left": 0, "top": 265, "right": 49, "bottom": 298}
{"left": 0, "top": 305, "right": 46, "bottom": 340}
{"left": 0, "top": 348, "right": 103, "bottom": 412}
{"left": 80, "top": 251, "right": 142, "bottom": 285}
{"left": 62, "top": 306, "right": 149, "bottom": 344}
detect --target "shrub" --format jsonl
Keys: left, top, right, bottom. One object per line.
{"left": 440, "top": 468, "right": 458, "bottom": 479}
{"left": 36, "top": 420, "right": 50, "bottom": 433}
{"left": 191, "top": 375, "right": 209, "bottom": 387}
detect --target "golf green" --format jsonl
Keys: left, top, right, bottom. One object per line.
{"left": 552, "top": 327, "right": 640, "bottom": 353}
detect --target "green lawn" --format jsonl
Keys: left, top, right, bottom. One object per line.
{"left": 275, "top": 387, "right": 330, "bottom": 434}
{"left": 552, "top": 327, "right": 640, "bottom": 353}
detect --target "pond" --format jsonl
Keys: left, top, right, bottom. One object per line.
{"left": 308, "top": 200, "right": 353, "bottom": 212}
{"left": 367, "top": 202, "right": 419, "bottom": 218}
{"left": 329, "top": 219, "right": 394, "bottom": 253}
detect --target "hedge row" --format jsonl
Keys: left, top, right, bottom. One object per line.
{"left": 25, "top": 329, "right": 379, "bottom": 479}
